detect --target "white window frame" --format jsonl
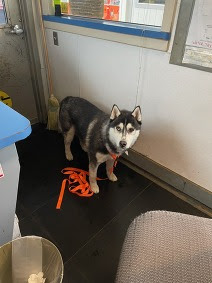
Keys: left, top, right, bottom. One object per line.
{"left": 135, "top": 1, "right": 165, "bottom": 9}
{"left": 0, "top": 0, "right": 12, "bottom": 28}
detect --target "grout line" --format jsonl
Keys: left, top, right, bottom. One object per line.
{"left": 19, "top": 211, "right": 63, "bottom": 253}
{"left": 64, "top": 182, "right": 152, "bottom": 265}
{"left": 18, "top": 192, "right": 60, "bottom": 222}
{"left": 120, "top": 159, "right": 212, "bottom": 218}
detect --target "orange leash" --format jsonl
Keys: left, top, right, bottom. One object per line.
{"left": 56, "top": 154, "right": 118, "bottom": 209}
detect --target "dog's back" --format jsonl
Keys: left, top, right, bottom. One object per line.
{"left": 59, "top": 96, "right": 107, "bottom": 142}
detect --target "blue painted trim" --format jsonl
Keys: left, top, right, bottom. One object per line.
{"left": 43, "top": 15, "right": 170, "bottom": 40}
{"left": 0, "top": 102, "right": 31, "bottom": 150}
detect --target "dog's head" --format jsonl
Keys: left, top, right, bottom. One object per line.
{"left": 108, "top": 104, "right": 142, "bottom": 154}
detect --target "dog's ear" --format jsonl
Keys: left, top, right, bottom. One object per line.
{"left": 110, "top": 105, "right": 121, "bottom": 120}
{"left": 132, "top": 106, "right": 142, "bottom": 123}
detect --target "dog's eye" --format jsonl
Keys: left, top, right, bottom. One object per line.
{"left": 129, "top": 128, "right": 134, "bottom": 133}
{"left": 116, "top": 126, "right": 121, "bottom": 132}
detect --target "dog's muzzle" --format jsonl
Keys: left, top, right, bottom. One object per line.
{"left": 119, "top": 140, "right": 127, "bottom": 148}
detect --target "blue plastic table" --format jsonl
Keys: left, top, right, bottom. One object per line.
{"left": 0, "top": 102, "right": 31, "bottom": 246}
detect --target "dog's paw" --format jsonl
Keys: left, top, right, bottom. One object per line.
{"left": 108, "top": 173, "right": 118, "bottom": 182}
{"left": 91, "top": 183, "right": 99, "bottom": 194}
{"left": 65, "top": 151, "right": 73, "bottom": 161}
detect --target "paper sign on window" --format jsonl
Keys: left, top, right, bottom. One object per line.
{"left": 0, "top": 164, "right": 4, "bottom": 179}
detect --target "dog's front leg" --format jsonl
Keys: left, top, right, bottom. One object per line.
{"left": 89, "top": 162, "right": 99, "bottom": 194}
{"left": 106, "top": 158, "right": 118, "bottom": 182}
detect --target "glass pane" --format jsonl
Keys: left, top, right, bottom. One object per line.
{"left": 0, "top": 0, "right": 6, "bottom": 25}
{"left": 65, "top": 0, "right": 165, "bottom": 27}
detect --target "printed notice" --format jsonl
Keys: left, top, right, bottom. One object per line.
{"left": 0, "top": 164, "right": 4, "bottom": 179}
{"left": 186, "top": 0, "right": 212, "bottom": 50}
{"left": 183, "top": 0, "right": 212, "bottom": 67}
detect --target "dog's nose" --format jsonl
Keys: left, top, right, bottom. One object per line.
{"left": 120, "top": 141, "right": 127, "bottom": 148}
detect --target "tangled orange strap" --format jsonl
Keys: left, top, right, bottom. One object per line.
{"left": 56, "top": 154, "right": 118, "bottom": 209}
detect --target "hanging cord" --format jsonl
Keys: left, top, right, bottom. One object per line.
{"left": 134, "top": 0, "right": 152, "bottom": 108}
{"left": 135, "top": 45, "right": 143, "bottom": 107}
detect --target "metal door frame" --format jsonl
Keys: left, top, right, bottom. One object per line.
{"left": 18, "top": 0, "right": 48, "bottom": 123}
{"left": 1, "top": 0, "right": 48, "bottom": 123}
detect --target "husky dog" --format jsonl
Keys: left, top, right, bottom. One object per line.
{"left": 59, "top": 96, "right": 142, "bottom": 194}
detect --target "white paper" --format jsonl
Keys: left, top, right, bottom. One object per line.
{"left": 0, "top": 163, "right": 4, "bottom": 178}
{"left": 186, "top": 0, "right": 212, "bottom": 50}
{"left": 183, "top": 46, "right": 212, "bottom": 68}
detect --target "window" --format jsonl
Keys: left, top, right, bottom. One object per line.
{"left": 43, "top": 0, "right": 176, "bottom": 51}
{"left": 0, "top": 0, "right": 6, "bottom": 25}
{"left": 138, "top": 0, "right": 165, "bottom": 3}
{"left": 129, "top": 0, "right": 166, "bottom": 26}
{"left": 62, "top": 0, "right": 166, "bottom": 27}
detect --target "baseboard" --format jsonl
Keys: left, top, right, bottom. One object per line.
{"left": 123, "top": 150, "right": 212, "bottom": 210}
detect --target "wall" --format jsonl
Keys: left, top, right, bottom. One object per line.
{"left": 45, "top": 28, "right": 212, "bottom": 194}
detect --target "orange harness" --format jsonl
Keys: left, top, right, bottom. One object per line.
{"left": 56, "top": 154, "right": 118, "bottom": 209}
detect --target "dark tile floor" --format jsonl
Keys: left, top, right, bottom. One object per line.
{"left": 16, "top": 124, "right": 207, "bottom": 283}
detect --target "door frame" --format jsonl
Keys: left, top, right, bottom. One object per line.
{"left": 2, "top": 0, "right": 48, "bottom": 123}
{"left": 18, "top": 0, "right": 48, "bottom": 123}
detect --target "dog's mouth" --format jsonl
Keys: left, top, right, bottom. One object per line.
{"left": 117, "top": 145, "right": 129, "bottom": 154}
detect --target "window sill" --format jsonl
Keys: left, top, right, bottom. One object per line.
{"left": 0, "top": 23, "right": 10, "bottom": 29}
{"left": 43, "top": 15, "right": 170, "bottom": 40}
{"left": 43, "top": 15, "right": 171, "bottom": 51}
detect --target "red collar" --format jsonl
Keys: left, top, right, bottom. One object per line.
{"left": 110, "top": 153, "right": 119, "bottom": 160}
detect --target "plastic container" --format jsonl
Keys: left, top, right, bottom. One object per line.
{"left": 0, "top": 236, "right": 63, "bottom": 283}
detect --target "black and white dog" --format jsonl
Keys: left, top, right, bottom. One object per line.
{"left": 59, "top": 96, "right": 142, "bottom": 193}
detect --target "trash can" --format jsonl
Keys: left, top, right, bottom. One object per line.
{"left": 0, "top": 236, "right": 63, "bottom": 283}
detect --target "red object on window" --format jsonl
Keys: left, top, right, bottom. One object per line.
{"left": 103, "top": 4, "right": 119, "bottom": 21}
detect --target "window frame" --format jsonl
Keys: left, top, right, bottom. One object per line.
{"left": 170, "top": 0, "right": 212, "bottom": 73}
{"left": 135, "top": 1, "right": 165, "bottom": 9}
{"left": 0, "top": 0, "right": 12, "bottom": 28}
{"left": 42, "top": 0, "right": 177, "bottom": 51}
